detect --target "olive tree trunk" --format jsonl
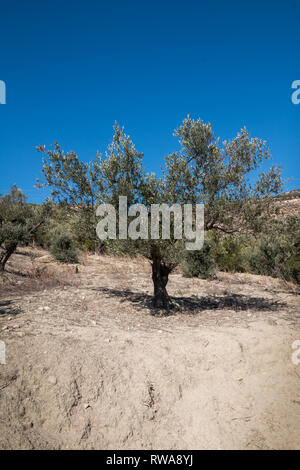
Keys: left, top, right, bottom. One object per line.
{"left": 0, "top": 241, "right": 18, "bottom": 272}
{"left": 151, "top": 248, "right": 171, "bottom": 310}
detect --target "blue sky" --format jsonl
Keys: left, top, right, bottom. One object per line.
{"left": 0, "top": 0, "right": 299, "bottom": 203}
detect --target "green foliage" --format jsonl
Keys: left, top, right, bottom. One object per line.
{"left": 97, "top": 123, "right": 145, "bottom": 207}
{"left": 245, "top": 230, "right": 300, "bottom": 284}
{"left": 103, "top": 238, "right": 141, "bottom": 257}
{"left": 181, "top": 241, "right": 216, "bottom": 279}
{"left": 36, "top": 142, "right": 102, "bottom": 251}
{"left": 0, "top": 185, "right": 44, "bottom": 271}
{"left": 285, "top": 249, "right": 300, "bottom": 284}
{"left": 246, "top": 239, "right": 279, "bottom": 277}
{"left": 34, "top": 204, "right": 72, "bottom": 248}
{"left": 71, "top": 210, "right": 98, "bottom": 252}
{"left": 2, "top": 183, "right": 27, "bottom": 205}
{"left": 163, "top": 117, "right": 282, "bottom": 234}
{"left": 50, "top": 233, "right": 78, "bottom": 264}
{"left": 212, "top": 235, "right": 245, "bottom": 273}
{"left": 36, "top": 143, "right": 101, "bottom": 208}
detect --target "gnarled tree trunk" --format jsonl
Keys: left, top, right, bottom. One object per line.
{"left": 0, "top": 241, "right": 18, "bottom": 272}
{"left": 151, "top": 247, "right": 171, "bottom": 310}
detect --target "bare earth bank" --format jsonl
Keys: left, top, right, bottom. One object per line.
{"left": 0, "top": 249, "right": 299, "bottom": 449}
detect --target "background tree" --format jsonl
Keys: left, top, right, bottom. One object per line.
{"left": 245, "top": 215, "right": 300, "bottom": 283}
{"left": 36, "top": 142, "right": 102, "bottom": 252}
{"left": 0, "top": 185, "right": 45, "bottom": 272}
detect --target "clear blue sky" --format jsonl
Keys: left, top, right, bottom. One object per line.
{"left": 0, "top": 0, "right": 299, "bottom": 203}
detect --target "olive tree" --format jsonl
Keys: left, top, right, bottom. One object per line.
{"left": 0, "top": 185, "right": 44, "bottom": 272}
{"left": 38, "top": 118, "right": 282, "bottom": 310}
{"left": 98, "top": 118, "right": 282, "bottom": 309}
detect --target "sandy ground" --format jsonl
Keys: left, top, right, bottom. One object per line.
{"left": 0, "top": 248, "right": 299, "bottom": 450}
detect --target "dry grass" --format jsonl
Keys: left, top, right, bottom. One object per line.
{"left": 0, "top": 247, "right": 81, "bottom": 294}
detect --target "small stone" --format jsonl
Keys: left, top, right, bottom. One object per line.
{"left": 48, "top": 375, "right": 57, "bottom": 385}
{"left": 43, "top": 306, "right": 50, "bottom": 311}
{"left": 16, "top": 331, "right": 25, "bottom": 338}
{"left": 83, "top": 403, "right": 90, "bottom": 409}
{"left": 2, "top": 326, "right": 8, "bottom": 331}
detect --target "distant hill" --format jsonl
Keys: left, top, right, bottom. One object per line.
{"left": 18, "top": 189, "right": 300, "bottom": 220}
{"left": 277, "top": 189, "right": 300, "bottom": 199}
{"left": 273, "top": 190, "right": 300, "bottom": 218}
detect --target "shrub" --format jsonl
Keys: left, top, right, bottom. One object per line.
{"left": 212, "top": 235, "right": 245, "bottom": 273}
{"left": 103, "top": 238, "right": 142, "bottom": 257}
{"left": 245, "top": 235, "right": 300, "bottom": 284}
{"left": 284, "top": 232, "right": 300, "bottom": 285}
{"left": 71, "top": 210, "right": 97, "bottom": 252}
{"left": 50, "top": 233, "right": 78, "bottom": 264}
{"left": 181, "top": 241, "right": 216, "bottom": 279}
{"left": 285, "top": 252, "right": 300, "bottom": 284}
{"left": 246, "top": 239, "right": 278, "bottom": 277}
{"left": 34, "top": 204, "right": 73, "bottom": 249}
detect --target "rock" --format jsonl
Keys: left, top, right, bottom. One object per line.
{"left": 16, "top": 331, "right": 25, "bottom": 338}
{"left": 37, "top": 255, "right": 54, "bottom": 264}
{"left": 2, "top": 326, "right": 8, "bottom": 331}
{"left": 83, "top": 403, "right": 90, "bottom": 409}
{"left": 48, "top": 375, "right": 57, "bottom": 385}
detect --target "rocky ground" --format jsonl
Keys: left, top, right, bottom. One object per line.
{"left": 0, "top": 248, "right": 299, "bottom": 449}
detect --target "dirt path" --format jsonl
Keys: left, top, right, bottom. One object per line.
{"left": 0, "top": 250, "right": 299, "bottom": 449}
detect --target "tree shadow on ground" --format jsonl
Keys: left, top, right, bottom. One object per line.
{"left": 5, "top": 268, "right": 27, "bottom": 278}
{"left": 0, "top": 300, "right": 21, "bottom": 317}
{"left": 15, "top": 250, "right": 39, "bottom": 259}
{"left": 92, "top": 287, "right": 286, "bottom": 315}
